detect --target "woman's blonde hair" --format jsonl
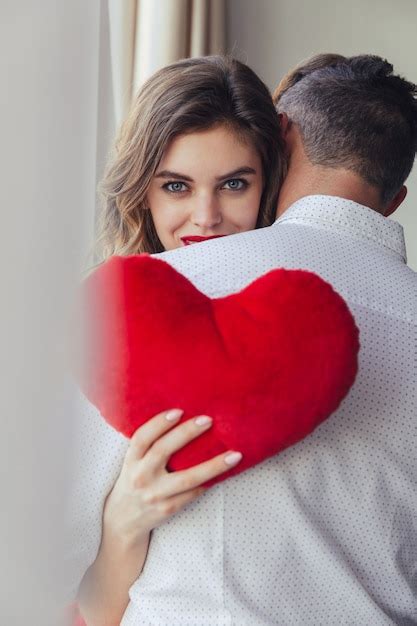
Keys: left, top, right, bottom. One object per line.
{"left": 92, "top": 55, "right": 285, "bottom": 266}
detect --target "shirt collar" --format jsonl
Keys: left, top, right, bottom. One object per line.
{"left": 274, "top": 195, "right": 406, "bottom": 262}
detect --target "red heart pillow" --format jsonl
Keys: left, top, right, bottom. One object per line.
{"left": 77, "top": 254, "right": 359, "bottom": 488}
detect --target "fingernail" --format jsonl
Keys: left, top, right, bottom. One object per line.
{"left": 194, "top": 415, "right": 212, "bottom": 427}
{"left": 224, "top": 452, "right": 243, "bottom": 466}
{"left": 165, "top": 409, "right": 183, "bottom": 421}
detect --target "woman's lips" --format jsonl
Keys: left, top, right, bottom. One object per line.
{"left": 180, "top": 235, "right": 227, "bottom": 246}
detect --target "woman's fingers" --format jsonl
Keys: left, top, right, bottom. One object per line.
{"left": 107, "top": 409, "right": 243, "bottom": 540}
{"left": 154, "top": 449, "right": 243, "bottom": 500}
{"left": 125, "top": 408, "right": 184, "bottom": 463}
{"left": 124, "top": 409, "right": 243, "bottom": 501}
{"left": 144, "top": 414, "right": 214, "bottom": 472}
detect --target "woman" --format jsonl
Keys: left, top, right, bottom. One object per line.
{"left": 74, "top": 54, "right": 285, "bottom": 625}
{"left": 92, "top": 54, "right": 284, "bottom": 262}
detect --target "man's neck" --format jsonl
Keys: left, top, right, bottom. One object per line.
{"left": 276, "top": 163, "right": 382, "bottom": 218}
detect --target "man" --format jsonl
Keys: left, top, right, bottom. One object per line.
{"left": 69, "top": 54, "right": 417, "bottom": 624}
{"left": 150, "top": 53, "right": 417, "bottom": 624}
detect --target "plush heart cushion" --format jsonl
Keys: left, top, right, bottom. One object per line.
{"left": 78, "top": 254, "right": 359, "bottom": 488}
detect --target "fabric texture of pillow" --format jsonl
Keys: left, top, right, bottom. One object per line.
{"left": 77, "top": 254, "right": 360, "bottom": 488}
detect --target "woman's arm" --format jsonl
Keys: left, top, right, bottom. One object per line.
{"left": 76, "top": 407, "right": 242, "bottom": 625}
{"left": 77, "top": 524, "right": 150, "bottom": 626}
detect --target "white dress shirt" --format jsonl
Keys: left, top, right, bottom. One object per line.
{"left": 67, "top": 195, "right": 417, "bottom": 625}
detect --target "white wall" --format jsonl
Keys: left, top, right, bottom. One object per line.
{"left": 227, "top": 0, "right": 417, "bottom": 269}
{"left": 0, "top": 1, "right": 100, "bottom": 623}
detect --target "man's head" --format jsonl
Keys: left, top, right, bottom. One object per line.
{"left": 273, "top": 54, "right": 417, "bottom": 215}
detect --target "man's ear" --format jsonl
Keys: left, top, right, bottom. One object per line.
{"left": 385, "top": 185, "right": 407, "bottom": 217}
{"left": 278, "top": 112, "right": 291, "bottom": 137}
{"left": 278, "top": 112, "right": 295, "bottom": 162}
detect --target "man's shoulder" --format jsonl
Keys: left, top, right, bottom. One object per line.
{"left": 155, "top": 224, "right": 278, "bottom": 263}
{"left": 152, "top": 218, "right": 337, "bottom": 299}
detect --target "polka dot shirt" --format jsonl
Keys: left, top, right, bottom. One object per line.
{"left": 67, "top": 196, "right": 417, "bottom": 625}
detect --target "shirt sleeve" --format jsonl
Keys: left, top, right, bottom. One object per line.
{"left": 63, "top": 383, "right": 129, "bottom": 603}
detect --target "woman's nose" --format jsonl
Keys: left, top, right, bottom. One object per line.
{"left": 190, "top": 194, "right": 222, "bottom": 228}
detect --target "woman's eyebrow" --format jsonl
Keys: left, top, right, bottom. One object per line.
{"left": 154, "top": 167, "right": 257, "bottom": 182}
{"left": 155, "top": 170, "right": 193, "bottom": 181}
{"left": 215, "top": 167, "right": 257, "bottom": 181}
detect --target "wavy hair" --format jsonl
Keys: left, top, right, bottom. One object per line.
{"left": 91, "top": 55, "right": 284, "bottom": 266}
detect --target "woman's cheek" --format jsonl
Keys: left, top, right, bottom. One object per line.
{"left": 234, "top": 193, "right": 262, "bottom": 229}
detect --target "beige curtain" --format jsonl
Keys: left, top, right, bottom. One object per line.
{"left": 108, "top": 0, "right": 226, "bottom": 126}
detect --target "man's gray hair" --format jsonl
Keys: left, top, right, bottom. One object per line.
{"left": 275, "top": 54, "right": 417, "bottom": 205}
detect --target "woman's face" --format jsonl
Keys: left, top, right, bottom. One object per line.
{"left": 146, "top": 125, "right": 263, "bottom": 250}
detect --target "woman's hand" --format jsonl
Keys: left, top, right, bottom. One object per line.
{"left": 77, "top": 409, "right": 242, "bottom": 625}
{"left": 102, "top": 408, "right": 242, "bottom": 548}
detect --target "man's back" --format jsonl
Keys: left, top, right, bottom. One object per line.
{"left": 119, "top": 195, "right": 417, "bottom": 625}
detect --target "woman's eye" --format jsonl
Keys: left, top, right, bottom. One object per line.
{"left": 223, "top": 178, "right": 247, "bottom": 191}
{"left": 164, "top": 181, "right": 188, "bottom": 193}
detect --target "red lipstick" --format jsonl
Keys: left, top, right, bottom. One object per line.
{"left": 180, "top": 235, "right": 226, "bottom": 246}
